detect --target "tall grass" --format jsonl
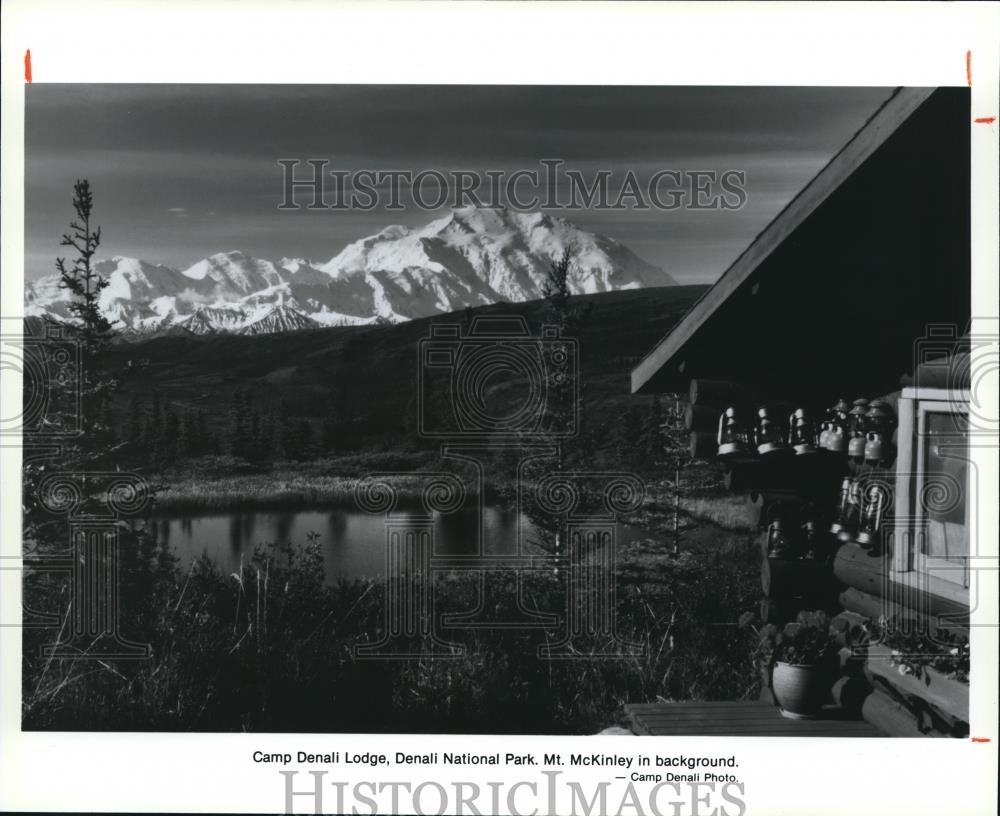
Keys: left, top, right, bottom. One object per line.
{"left": 152, "top": 452, "right": 474, "bottom": 512}
{"left": 22, "top": 525, "right": 761, "bottom": 733}
{"left": 157, "top": 473, "right": 370, "bottom": 512}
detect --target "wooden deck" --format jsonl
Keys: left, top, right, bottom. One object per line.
{"left": 624, "top": 701, "right": 885, "bottom": 737}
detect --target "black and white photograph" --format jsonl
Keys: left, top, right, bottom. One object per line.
{"left": 1, "top": 3, "right": 997, "bottom": 815}
{"left": 15, "top": 80, "right": 978, "bottom": 733}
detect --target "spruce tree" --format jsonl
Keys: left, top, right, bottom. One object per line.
{"left": 321, "top": 409, "right": 340, "bottom": 454}
{"left": 56, "top": 180, "right": 113, "bottom": 351}
{"left": 295, "top": 419, "right": 312, "bottom": 460}
{"left": 177, "top": 411, "right": 194, "bottom": 460}
{"left": 542, "top": 248, "right": 572, "bottom": 331}
{"left": 229, "top": 388, "right": 248, "bottom": 459}
{"left": 615, "top": 405, "right": 643, "bottom": 467}
{"left": 196, "top": 410, "right": 212, "bottom": 455}
{"left": 127, "top": 394, "right": 144, "bottom": 451}
{"left": 50, "top": 179, "right": 118, "bottom": 465}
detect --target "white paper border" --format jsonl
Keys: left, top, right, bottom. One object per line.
{"left": 2, "top": 2, "right": 997, "bottom": 814}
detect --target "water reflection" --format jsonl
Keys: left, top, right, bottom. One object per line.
{"left": 150, "top": 506, "right": 645, "bottom": 584}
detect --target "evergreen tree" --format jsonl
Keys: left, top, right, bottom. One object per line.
{"left": 295, "top": 419, "right": 313, "bottom": 460}
{"left": 177, "top": 411, "right": 194, "bottom": 459}
{"left": 321, "top": 408, "right": 341, "bottom": 453}
{"left": 263, "top": 406, "right": 278, "bottom": 461}
{"left": 126, "top": 394, "right": 144, "bottom": 452}
{"left": 160, "top": 409, "right": 180, "bottom": 466}
{"left": 56, "top": 180, "right": 113, "bottom": 351}
{"left": 542, "top": 248, "right": 572, "bottom": 331}
{"left": 615, "top": 404, "right": 643, "bottom": 467}
{"left": 637, "top": 396, "right": 667, "bottom": 473}
{"left": 244, "top": 391, "right": 258, "bottom": 460}
{"left": 146, "top": 390, "right": 163, "bottom": 461}
{"left": 229, "top": 388, "right": 249, "bottom": 459}
{"left": 277, "top": 399, "right": 294, "bottom": 459}
{"left": 656, "top": 395, "right": 704, "bottom": 556}
{"left": 52, "top": 179, "right": 118, "bottom": 466}
{"left": 521, "top": 249, "right": 583, "bottom": 551}
{"left": 93, "top": 393, "right": 116, "bottom": 463}
{"left": 195, "top": 410, "right": 213, "bottom": 455}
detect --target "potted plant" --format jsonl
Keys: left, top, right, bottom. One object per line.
{"left": 752, "top": 610, "right": 841, "bottom": 719}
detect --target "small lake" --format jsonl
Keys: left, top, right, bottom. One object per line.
{"left": 146, "top": 505, "right": 648, "bottom": 583}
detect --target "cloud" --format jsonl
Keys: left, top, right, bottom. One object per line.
{"left": 23, "top": 85, "right": 894, "bottom": 284}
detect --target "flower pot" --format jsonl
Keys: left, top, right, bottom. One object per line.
{"left": 772, "top": 662, "right": 828, "bottom": 719}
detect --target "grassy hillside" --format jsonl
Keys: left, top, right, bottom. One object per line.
{"left": 23, "top": 284, "right": 769, "bottom": 734}
{"left": 104, "top": 285, "right": 708, "bottom": 470}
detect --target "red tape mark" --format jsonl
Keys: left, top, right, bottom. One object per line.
{"left": 966, "top": 50, "right": 972, "bottom": 87}
{"left": 24, "top": 49, "right": 32, "bottom": 83}
{"left": 971, "top": 737, "right": 991, "bottom": 743}
{"left": 974, "top": 116, "right": 996, "bottom": 125}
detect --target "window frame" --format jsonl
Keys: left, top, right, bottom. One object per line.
{"left": 890, "top": 387, "right": 971, "bottom": 608}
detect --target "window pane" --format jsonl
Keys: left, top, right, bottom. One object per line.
{"left": 922, "top": 411, "right": 968, "bottom": 571}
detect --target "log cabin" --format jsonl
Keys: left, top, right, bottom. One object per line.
{"left": 625, "top": 87, "right": 979, "bottom": 737}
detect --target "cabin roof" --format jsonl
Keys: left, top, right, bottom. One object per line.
{"left": 630, "top": 87, "right": 971, "bottom": 402}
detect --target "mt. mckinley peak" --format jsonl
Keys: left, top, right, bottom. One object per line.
{"left": 26, "top": 208, "right": 675, "bottom": 337}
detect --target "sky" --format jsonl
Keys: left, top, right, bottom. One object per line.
{"left": 24, "top": 85, "right": 894, "bottom": 285}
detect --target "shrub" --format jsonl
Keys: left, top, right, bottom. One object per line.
{"left": 859, "top": 618, "right": 969, "bottom": 684}
{"left": 744, "top": 609, "right": 841, "bottom": 668}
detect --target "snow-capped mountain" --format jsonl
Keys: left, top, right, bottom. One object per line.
{"left": 25, "top": 208, "right": 675, "bottom": 336}
{"left": 241, "top": 303, "right": 320, "bottom": 335}
{"left": 182, "top": 306, "right": 250, "bottom": 335}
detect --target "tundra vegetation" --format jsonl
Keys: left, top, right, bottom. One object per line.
{"left": 22, "top": 182, "right": 761, "bottom": 732}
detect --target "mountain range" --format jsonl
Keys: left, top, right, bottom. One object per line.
{"left": 24, "top": 207, "right": 675, "bottom": 336}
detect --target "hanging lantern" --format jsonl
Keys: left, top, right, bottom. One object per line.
{"left": 823, "top": 398, "right": 851, "bottom": 455}
{"left": 766, "top": 512, "right": 797, "bottom": 558}
{"left": 830, "top": 476, "right": 862, "bottom": 540}
{"left": 716, "top": 406, "right": 749, "bottom": 458}
{"left": 847, "top": 398, "right": 870, "bottom": 461}
{"left": 754, "top": 406, "right": 787, "bottom": 456}
{"left": 864, "top": 400, "right": 897, "bottom": 466}
{"left": 829, "top": 477, "right": 850, "bottom": 535}
{"left": 800, "top": 518, "right": 825, "bottom": 561}
{"left": 856, "top": 480, "right": 890, "bottom": 548}
{"left": 817, "top": 419, "right": 830, "bottom": 449}
{"left": 788, "top": 407, "right": 817, "bottom": 455}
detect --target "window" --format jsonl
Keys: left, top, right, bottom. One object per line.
{"left": 891, "top": 387, "right": 970, "bottom": 605}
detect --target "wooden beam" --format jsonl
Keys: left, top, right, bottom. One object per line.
{"left": 631, "top": 87, "right": 936, "bottom": 395}
{"left": 762, "top": 557, "right": 831, "bottom": 599}
{"left": 688, "top": 430, "right": 716, "bottom": 459}
{"left": 862, "top": 689, "right": 939, "bottom": 738}
{"left": 833, "top": 544, "right": 970, "bottom": 623}
{"left": 684, "top": 402, "right": 719, "bottom": 432}
{"left": 867, "top": 644, "right": 968, "bottom": 725}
